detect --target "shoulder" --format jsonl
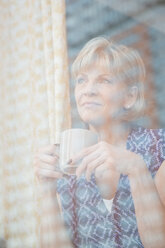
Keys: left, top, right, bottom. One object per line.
{"left": 128, "top": 126, "right": 164, "bottom": 154}
{"left": 129, "top": 126, "right": 164, "bottom": 140}
{"left": 128, "top": 127, "right": 165, "bottom": 177}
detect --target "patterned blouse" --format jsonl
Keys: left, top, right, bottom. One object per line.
{"left": 57, "top": 127, "right": 165, "bottom": 248}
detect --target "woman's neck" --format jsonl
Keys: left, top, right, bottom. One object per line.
{"left": 89, "top": 122, "right": 130, "bottom": 147}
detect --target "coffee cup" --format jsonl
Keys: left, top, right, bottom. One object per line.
{"left": 59, "top": 128, "right": 98, "bottom": 175}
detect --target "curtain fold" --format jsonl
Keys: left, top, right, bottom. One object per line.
{"left": 0, "top": 0, "right": 71, "bottom": 247}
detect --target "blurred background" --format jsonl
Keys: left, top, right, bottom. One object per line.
{"left": 65, "top": 0, "right": 165, "bottom": 129}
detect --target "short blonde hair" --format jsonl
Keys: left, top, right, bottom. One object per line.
{"left": 71, "top": 37, "right": 146, "bottom": 120}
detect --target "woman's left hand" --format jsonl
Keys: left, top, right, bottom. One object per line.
{"left": 70, "top": 141, "right": 142, "bottom": 181}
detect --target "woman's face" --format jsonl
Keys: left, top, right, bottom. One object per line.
{"left": 74, "top": 62, "right": 127, "bottom": 127}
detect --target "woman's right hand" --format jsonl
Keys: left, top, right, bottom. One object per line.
{"left": 33, "top": 144, "right": 63, "bottom": 182}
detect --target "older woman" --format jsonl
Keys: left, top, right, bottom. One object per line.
{"left": 34, "top": 37, "right": 165, "bottom": 248}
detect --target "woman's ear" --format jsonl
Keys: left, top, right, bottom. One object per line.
{"left": 123, "top": 86, "right": 138, "bottom": 110}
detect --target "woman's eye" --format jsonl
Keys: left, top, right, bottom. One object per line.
{"left": 77, "top": 77, "right": 85, "bottom": 84}
{"left": 104, "top": 79, "right": 111, "bottom": 84}
{"left": 98, "top": 79, "right": 112, "bottom": 84}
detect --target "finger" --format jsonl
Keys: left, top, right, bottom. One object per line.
{"left": 34, "top": 161, "right": 59, "bottom": 178}
{"left": 35, "top": 167, "right": 63, "bottom": 179}
{"left": 95, "top": 162, "right": 112, "bottom": 177}
{"left": 85, "top": 155, "right": 106, "bottom": 181}
{"left": 76, "top": 162, "right": 87, "bottom": 179}
{"left": 35, "top": 161, "right": 60, "bottom": 172}
{"left": 71, "top": 143, "right": 100, "bottom": 165}
{"left": 37, "top": 145, "right": 58, "bottom": 156}
{"left": 76, "top": 149, "right": 102, "bottom": 178}
{"left": 37, "top": 154, "right": 58, "bottom": 165}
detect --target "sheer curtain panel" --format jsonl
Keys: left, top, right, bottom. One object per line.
{"left": 0, "top": 0, "right": 71, "bottom": 247}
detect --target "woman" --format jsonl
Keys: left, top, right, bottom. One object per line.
{"left": 34, "top": 37, "right": 165, "bottom": 248}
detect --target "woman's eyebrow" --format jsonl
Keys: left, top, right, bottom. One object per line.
{"left": 77, "top": 73, "right": 88, "bottom": 78}
{"left": 97, "top": 74, "right": 112, "bottom": 79}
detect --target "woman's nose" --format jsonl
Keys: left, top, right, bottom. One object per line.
{"left": 83, "top": 81, "right": 98, "bottom": 95}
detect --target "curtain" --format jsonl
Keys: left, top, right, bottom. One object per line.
{"left": 0, "top": 0, "right": 71, "bottom": 247}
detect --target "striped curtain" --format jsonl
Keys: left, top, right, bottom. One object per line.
{"left": 0, "top": 0, "right": 71, "bottom": 247}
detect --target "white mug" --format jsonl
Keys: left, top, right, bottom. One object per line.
{"left": 59, "top": 128, "right": 98, "bottom": 175}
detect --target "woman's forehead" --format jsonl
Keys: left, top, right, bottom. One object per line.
{"left": 77, "top": 62, "right": 114, "bottom": 76}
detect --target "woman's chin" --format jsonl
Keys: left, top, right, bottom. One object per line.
{"left": 81, "top": 115, "right": 105, "bottom": 127}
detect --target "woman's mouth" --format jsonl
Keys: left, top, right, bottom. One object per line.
{"left": 81, "top": 102, "right": 102, "bottom": 108}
